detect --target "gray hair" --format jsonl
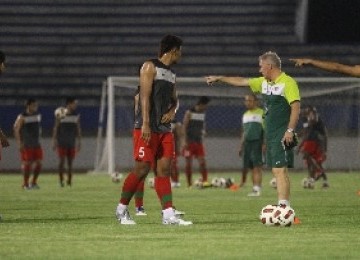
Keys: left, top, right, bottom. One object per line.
{"left": 259, "top": 51, "right": 281, "bottom": 69}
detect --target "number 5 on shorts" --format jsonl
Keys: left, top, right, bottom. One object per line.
{"left": 138, "top": 147, "right": 145, "bottom": 158}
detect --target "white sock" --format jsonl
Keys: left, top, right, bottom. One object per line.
{"left": 278, "top": 200, "right": 289, "bottom": 206}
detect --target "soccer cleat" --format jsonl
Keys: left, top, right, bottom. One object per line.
{"left": 115, "top": 206, "right": 136, "bottom": 225}
{"left": 202, "top": 181, "right": 212, "bottom": 188}
{"left": 59, "top": 182, "right": 65, "bottom": 188}
{"left": 174, "top": 209, "right": 185, "bottom": 216}
{"left": 30, "top": 183, "right": 40, "bottom": 189}
{"left": 162, "top": 208, "right": 192, "bottom": 225}
{"left": 322, "top": 182, "right": 329, "bottom": 189}
{"left": 162, "top": 215, "right": 193, "bottom": 226}
{"left": 22, "top": 184, "right": 31, "bottom": 190}
{"left": 247, "top": 190, "right": 261, "bottom": 197}
{"left": 135, "top": 206, "right": 147, "bottom": 216}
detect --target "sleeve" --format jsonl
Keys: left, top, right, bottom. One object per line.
{"left": 248, "top": 77, "right": 264, "bottom": 94}
{"left": 284, "top": 78, "right": 300, "bottom": 104}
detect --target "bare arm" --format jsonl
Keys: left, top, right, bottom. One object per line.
{"left": 140, "top": 61, "right": 156, "bottom": 143}
{"left": 182, "top": 110, "right": 191, "bottom": 146}
{"left": 205, "top": 76, "right": 250, "bottom": 87}
{"left": 290, "top": 58, "right": 360, "bottom": 77}
{"left": 282, "top": 101, "right": 301, "bottom": 144}
{"left": 13, "top": 115, "right": 24, "bottom": 150}
{"left": 0, "top": 128, "right": 9, "bottom": 147}
{"left": 76, "top": 116, "right": 82, "bottom": 151}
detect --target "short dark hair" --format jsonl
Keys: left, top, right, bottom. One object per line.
{"left": 197, "top": 96, "right": 210, "bottom": 105}
{"left": 0, "top": 51, "right": 5, "bottom": 63}
{"left": 25, "top": 98, "right": 37, "bottom": 107}
{"left": 66, "top": 96, "right": 77, "bottom": 105}
{"left": 159, "top": 34, "right": 183, "bottom": 57}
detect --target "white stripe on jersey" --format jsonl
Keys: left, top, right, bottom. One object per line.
{"left": 60, "top": 115, "right": 79, "bottom": 123}
{"left": 242, "top": 114, "right": 262, "bottom": 124}
{"left": 23, "top": 114, "right": 41, "bottom": 123}
{"left": 155, "top": 67, "right": 176, "bottom": 83}
{"left": 191, "top": 112, "right": 205, "bottom": 121}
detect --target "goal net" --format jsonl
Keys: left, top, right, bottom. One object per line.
{"left": 93, "top": 76, "right": 360, "bottom": 175}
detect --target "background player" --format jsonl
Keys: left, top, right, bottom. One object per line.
{"left": 239, "top": 94, "right": 265, "bottom": 196}
{"left": 52, "top": 97, "right": 81, "bottom": 187}
{"left": 115, "top": 34, "right": 192, "bottom": 225}
{"left": 206, "top": 51, "right": 301, "bottom": 210}
{"left": 14, "top": 99, "right": 43, "bottom": 189}
{"left": 182, "top": 96, "right": 211, "bottom": 188}
{"left": 298, "top": 105, "right": 329, "bottom": 188}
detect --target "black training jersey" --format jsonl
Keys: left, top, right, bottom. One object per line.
{"left": 186, "top": 108, "right": 205, "bottom": 143}
{"left": 134, "top": 59, "right": 176, "bottom": 133}
{"left": 57, "top": 111, "right": 79, "bottom": 148}
{"left": 21, "top": 112, "right": 41, "bottom": 148}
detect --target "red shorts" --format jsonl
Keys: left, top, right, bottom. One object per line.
{"left": 133, "top": 129, "right": 174, "bottom": 162}
{"left": 21, "top": 147, "right": 43, "bottom": 161}
{"left": 300, "top": 140, "right": 326, "bottom": 163}
{"left": 183, "top": 142, "right": 205, "bottom": 158}
{"left": 57, "top": 147, "right": 76, "bottom": 159}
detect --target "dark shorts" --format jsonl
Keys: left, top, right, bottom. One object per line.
{"left": 243, "top": 140, "right": 263, "bottom": 169}
{"left": 266, "top": 141, "right": 294, "bottom": 168}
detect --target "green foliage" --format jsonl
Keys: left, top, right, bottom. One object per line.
{"left": 0, "top": 172, "right": 359, "bottom": 259}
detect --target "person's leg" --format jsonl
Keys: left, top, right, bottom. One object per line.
{"left": 272, "top": 167, "right": 290, "bottom": 206}
{"left": 185, "top": 156, "right": 193, "bottom": 187}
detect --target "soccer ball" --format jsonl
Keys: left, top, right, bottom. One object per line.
{"left": 111, "top": 172, "right": 123, "bottom": 183}
{"left": 259, "top": 204, "right": 279, "bottom": 226}
{"left": 269, "top": 177, "right": 277, "bottom": 189}
{"left": 260, "top": 204, "right": 296, "bottom": 227}
{"left": 219, "top": 178, "right": 227, "bottom": 188}
{"left": 54, "top": 107, "right": 68, "bottom": 119}
{"left": 148, "top": 177, "right": 155, "bottom": 188}
{"left": 272, "top": 204, "right": 296, "bottom": 227}
{"left": 225, "top": 178, "right": 234, "bottom": 188}
{"left": 211, "top": 177, "right": 221, "bottom": 187}
{"left": 302, "top": 177, "right": 315, "bottom": 189}
{"left": 193, "top": 178, "right": 203, "bottom": 189}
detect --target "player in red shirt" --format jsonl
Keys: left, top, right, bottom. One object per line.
{"left": 52, "top": 97, "right": 81, "bottom": 187}
{"left": 182, "top": 96, "right": 211, "bottom": 187}
{"left": 14, "top": 99, "right": 43, "bottom": 189}
{"left": 115, "top": 35, "right": 192, "bottom": 225}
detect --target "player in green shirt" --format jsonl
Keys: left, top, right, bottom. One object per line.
{"left": 206, "top": 51, "right": 301, "bottom": 208}
{"left": 239, "top": 94, "right": 265, "bottom": 196}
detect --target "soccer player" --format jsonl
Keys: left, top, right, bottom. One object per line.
{"left": 52, "top": 97, "right": 81, "bottom": 187}
{"left": 14, "top": 99, "right": 43, "bottom": 189}
{"left": 290, "top": 58, "right": 360, "bottom": 77}
{"left": 182, "top": 96, "right": 211, "bottom": 188}
{"left": 298, "top": 105, "right": 329, "bottom": 188}
{"left": 239, "top": 94, "right": 265, "bottom": 196}
{"left": 206, "top": 51, "right": 301, "bottom": 208}
{"left": 0, "top": 50, "right": 10, "bottom": 220}
{"left": 115, "top": 34, "right": 192, "bottom": 225}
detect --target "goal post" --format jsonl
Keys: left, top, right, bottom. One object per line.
{"left": 94, "top": 76, "right": 360, "bottom": 175}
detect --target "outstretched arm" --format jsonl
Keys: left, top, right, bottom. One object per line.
{"left": 290, "top": 58, "right": 360, "bottom": 77}
{"left": 205, "top": 76, "right": 250, "bottom": 87}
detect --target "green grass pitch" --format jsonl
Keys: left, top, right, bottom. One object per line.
{"left": 1, "top": 172, "right": 359, "bottom": 259}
